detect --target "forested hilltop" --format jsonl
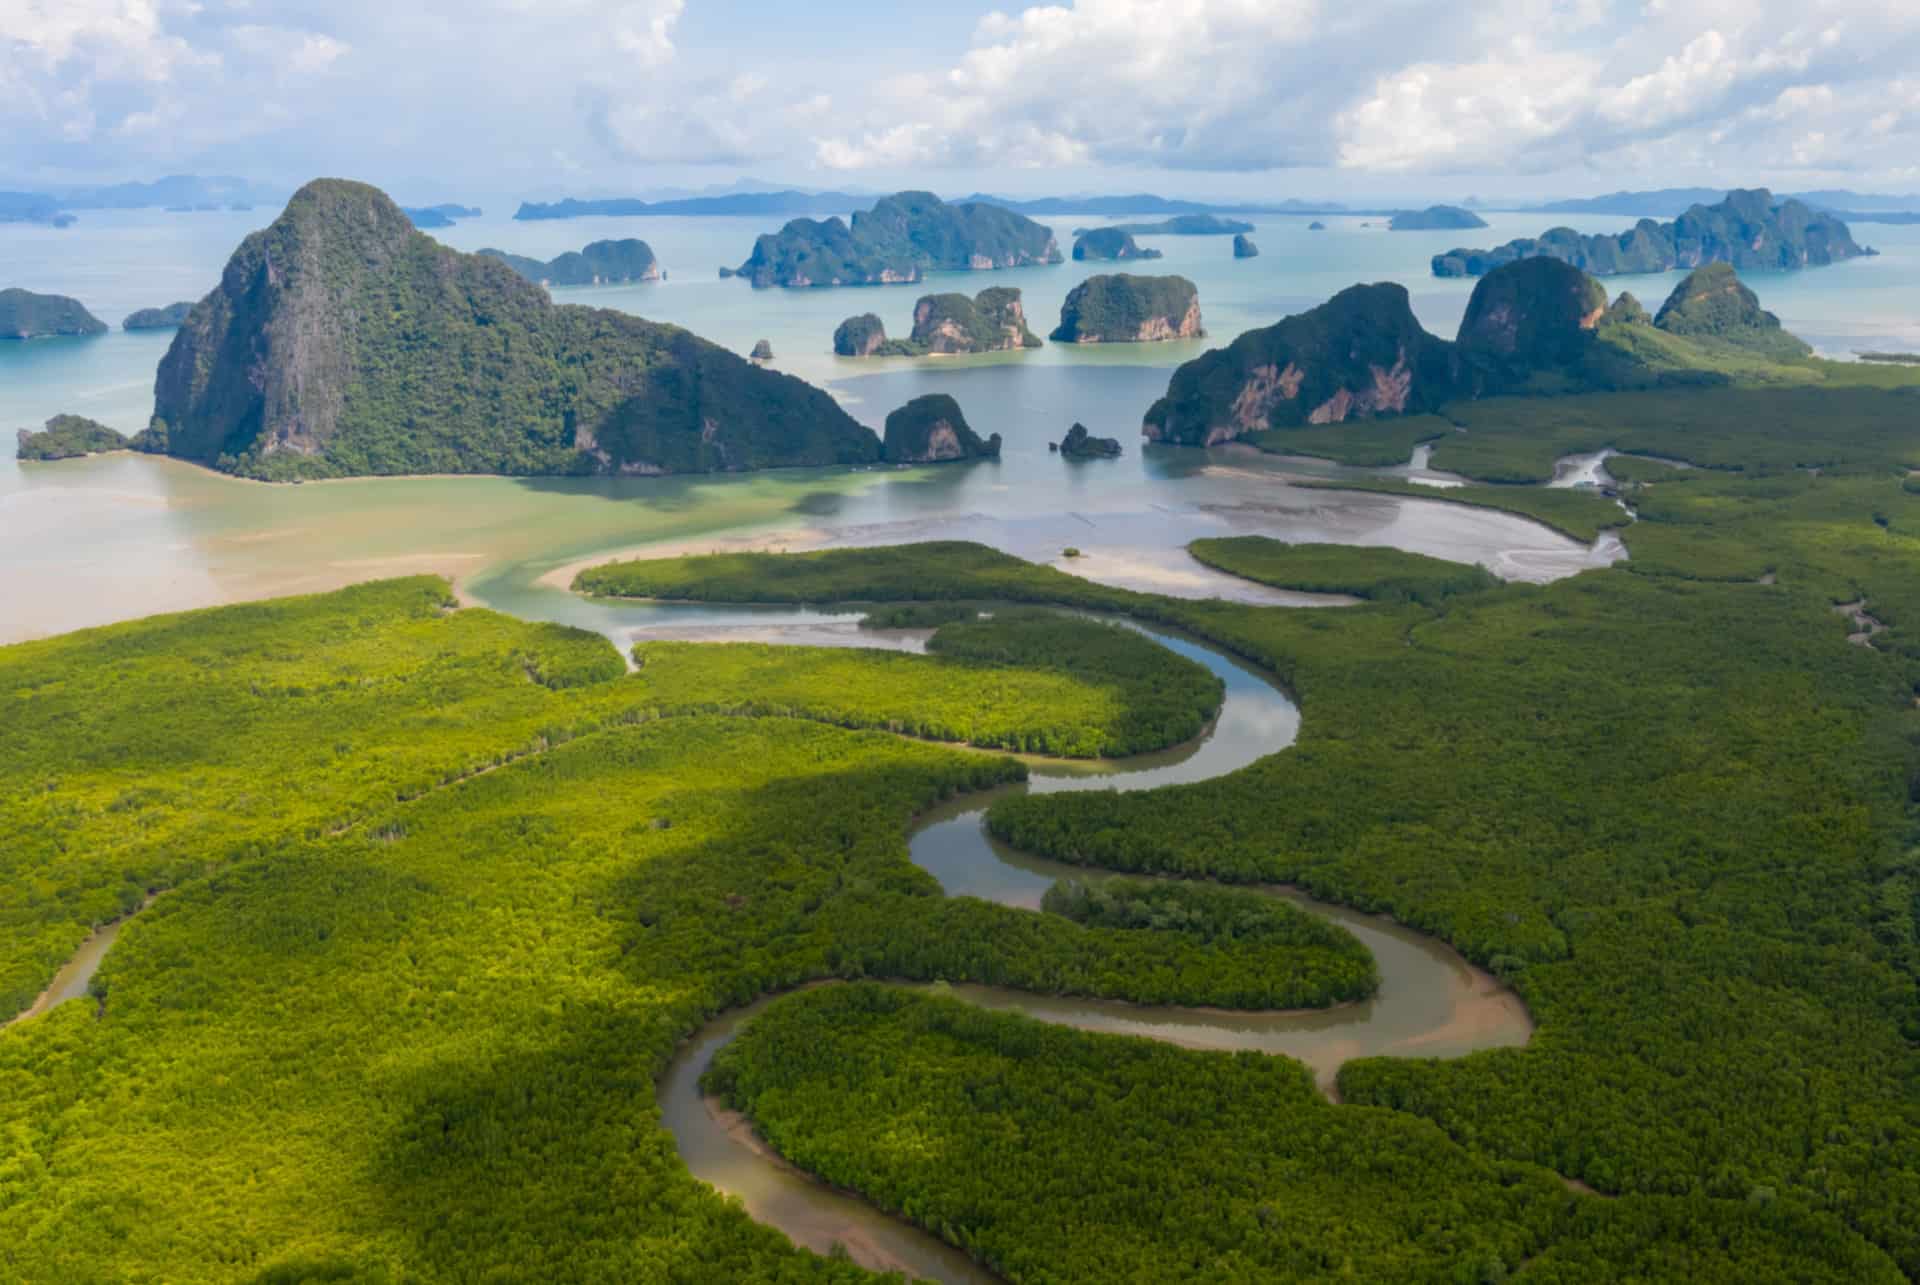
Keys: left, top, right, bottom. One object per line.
{"left": 137, "top": 179, "right": 881, "bottom": 480}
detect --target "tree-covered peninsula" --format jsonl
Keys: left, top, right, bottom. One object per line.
{"left": 1433, "top": 188, "right": 1869, "bottom": 277}
{"left": 732, "top": 190, "right": 1061, "bottom": 288}
{"left": 15, "top": 413, "right": 129, "bottom": 460}
{"left": 0, "top": 288, "right": 107, "bottom": 339}
{"left": 1051, "top": 273, "right": 1202, "bottom": 344}
{"left": 478, "top": 239, "right": 662, "bottom": 287}
{"left": 136, "top": 180, "right": 883, "bottom": 479}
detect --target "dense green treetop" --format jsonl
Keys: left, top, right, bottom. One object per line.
{"left": 908, "top": 286, "right": 1042, "bottom": 353}
{"left": 478, "top": 239, "right": 661, "bottom": 287}
{"left": 1652, "top": 263, "right": 1813, "bottom": 361}
{"left": 122, "top": 302, "right": 194, "bottom": 330}
{"left": 734, "top": 190, "right": 1061, "bottom": 288}
{"left": 0, "top": 287, "right": 106, "bottom": 339}
{"left": 1051, "top": 273, "right": 1202, "bottom": 344}
{"left": 139, "top": 179, "right": 879, "bottom": 479}
{"left": 1433, "top": 188, "right": 1869, "bottom": 277}
{"left": 15, "top": 413, "right": 129, "bottom": 461}
{"left": 1389, "top": 205, "right": 1489, "bottom": 230}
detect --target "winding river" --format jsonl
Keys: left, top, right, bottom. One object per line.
{"left": 657, "top": 619, "right": 1534, "bottom": 1282}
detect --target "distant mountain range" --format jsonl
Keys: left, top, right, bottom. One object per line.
{"left": 1515, "top": 187, "right": 1920, "bottom": 220}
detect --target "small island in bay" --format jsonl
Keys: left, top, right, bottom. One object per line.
{"left": 136, "top": 179, "right": 882, "bottom": 479}
{"left": 401, "top": 203, "right": 481, "bottom": 228}
{"left": 123, "top": 302, "right": 196, "bottom": 331}
{"left": 882, "top": 393, "right": 1000, "bottom": 463}
{"left": 1051, "top": 274, "right": 1201, "bottom": 344}
{"left": 478, "top": 239, "right": 662, "bottom": 287}
{"left": 1308, "top": 221, "right": 1327, "bottom": 230}
{"left": 1054, "top": 423, "right": 1122, "bottom": 458}
{"left": 1070, "top": 214, "right": 1253, "bottom": 237}
{"left": 733, "top": 191, "right": 1061, "bottom": 289}
{"left": 0, "top": 288, "right": 108, "bottom": 340}
{"left": 1432, "top": 188, "right": 1868, "bottom": 277}
{"left": 832, "top": 288, "right": 1041, "bottom": 357}
{"left": 1072, "top": 228, "right": 1163, "bottom": 262}
{"left": 1389, "top": 205, "right": 1489, "bottom": 231}
{"left": 1232, "top": 234, "right": 1259, "bottom": 259}
{"left": 750, "top": 339, "right": 774, "bottom": 362}
{"left": 16, "top": 413, "right": 129, "bottom": 460}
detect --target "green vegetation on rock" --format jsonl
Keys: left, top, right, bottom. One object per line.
{"left": 1650, "top": 263, "right": 1813, "bottom": 362}
{"left": 139, "top": 179, "right": 879, "bottom": 479}
{"left": 15, "top": 413, "right": 129, "bottom": 461}
{"left": 881, "top": 393, "right": 1001, "bottom": 464}
{"left": 1071, "top": 227, "right": 1163, "bottom": 261}
{"left": 0, "top": 287, "right": 106, "bottom": 339}
{"left": 735, "top": 190, "right": 1061, "bottom": 288}
{"left": 478, "top": 239, "right": 661, "bottom": 286}
{"left": 122, "top": 302, "right": 194, "bottom": 331}
{"left": 1433, "top": 188, "right": 1868, "bottom": 277}
{"left": 1051, "top": 273, "right": 1201, "bottom": 344}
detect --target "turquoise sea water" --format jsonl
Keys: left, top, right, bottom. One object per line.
{"left": 0, "top": 203, "right": 1910, "bottom": 642}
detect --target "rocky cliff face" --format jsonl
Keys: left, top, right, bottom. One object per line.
{"left": 1051, "top": 275, "right": 1202, "bottom": 345}
{"left": 1433, "top": 189, "right": 1869, "bottom": 278}
{"left": 881, "top": 393, "right": 1001, "bottom": 464}
{"left": 1143, "top": 283, "right": 1463, "bottom": 445}
{"left": 909, "top": 287, "right": 1041, "bottom": 353}
{"left": 834, "top": 314, "right": 891, "bottom": 357}
{"left": 142, "top": 179, "right": 879, "bottom": 479}
{"left": 736, "top": 191, "right": 1059, "bottom": 289}
{"left": 1072, "top": 228, "right": 1163, "bottom": 262}
{"left": 1455, "top": 256, "right": 1608, "bottom": 370}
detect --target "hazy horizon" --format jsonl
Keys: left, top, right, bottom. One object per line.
{"left": 8, "top": 1, "right": 1920, "bottom": 207}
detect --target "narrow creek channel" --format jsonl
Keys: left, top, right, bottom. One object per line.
{"left": 659, "top": 619, "right": 1534, "bottom": 1282}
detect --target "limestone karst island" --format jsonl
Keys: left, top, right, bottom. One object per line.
{"left": 8, "top": 6, "right": 1920, "bottom": 1285}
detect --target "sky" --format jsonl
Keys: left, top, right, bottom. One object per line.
{"left": 5, "top": 0, "right": 1920, "bottom": 203}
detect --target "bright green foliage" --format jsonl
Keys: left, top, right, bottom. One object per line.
{"left": 1188, "top": 536, "right": 1499, "bottom": 604}
{"left": 1650, "top": 263, "right": 1813, "bottom": 362}
{"left": 710, "top": 986, "right": 1901, "bottom": 1283}
{"left": 0, "top": 287, "right": 106, "bottom": 339}
{"left": 627, "top": 605, "right": 1223, "bottom": 759}
{"left": 15, "top": 413, "right": 128, "bottom": 460}
{"left": 1050, "top": 273, "right": 1200, "bottom": 344}
{"left": 1248, "top": 415, "right": 1452, "bottom": 466}
{"left": 1043, "top": 876, "right": 1375, "bottom": 975}
{"left": 140, "top": 179, "right": 878, "bottom": 479}
{"left": 736, "top": 191, "right": 1061, "bottom": 288}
